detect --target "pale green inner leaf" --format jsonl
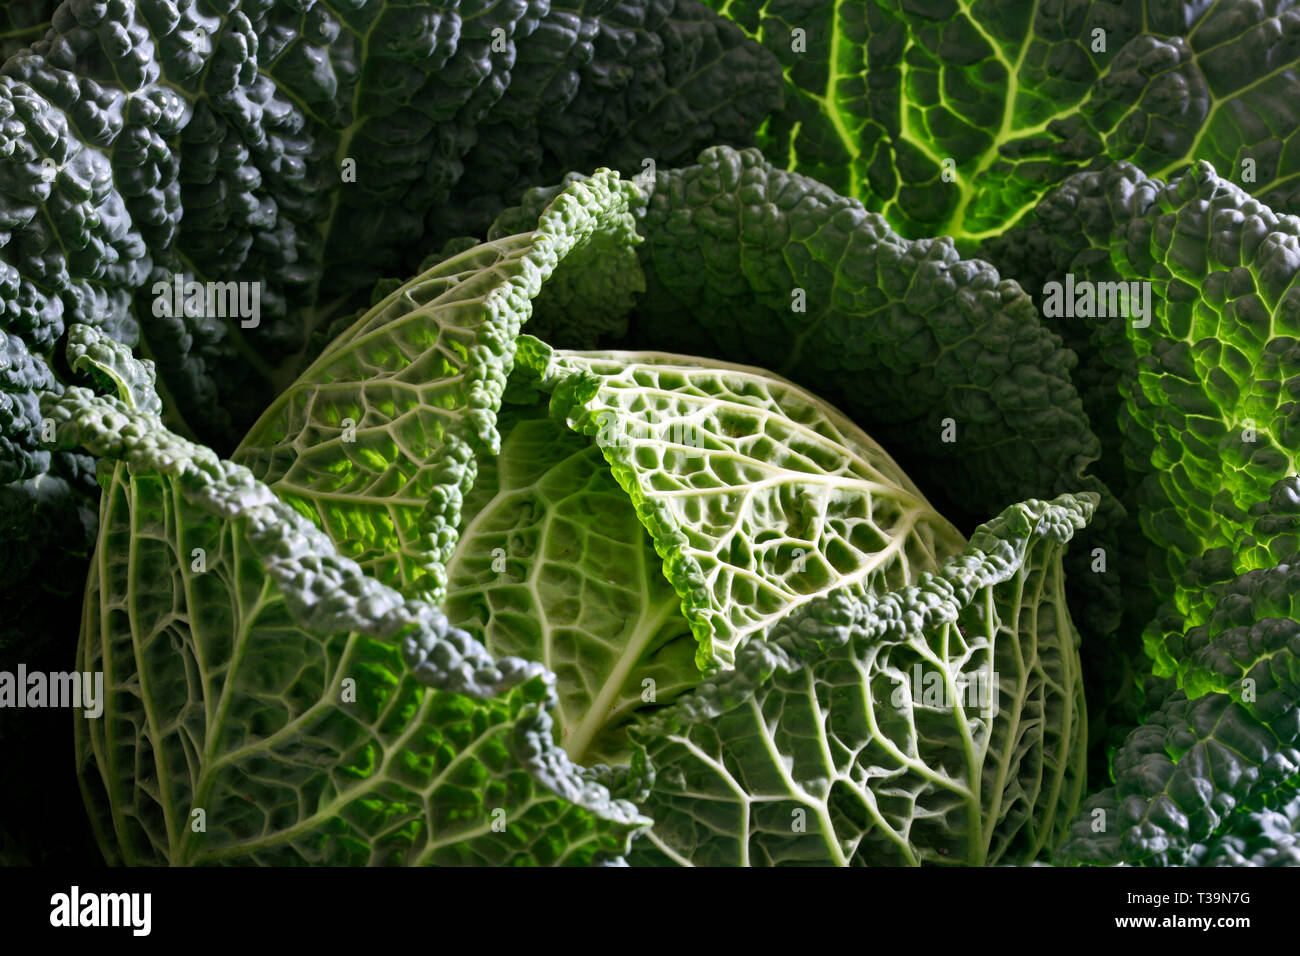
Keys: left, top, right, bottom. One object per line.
{"left": 443, "top": 348, "right": 970, "bottom": 766}
{"left": 543, "top": 350, "right": 969, "bottom": 665}
{"left": 445, "top": 404, "right": 699, "bottom": 766}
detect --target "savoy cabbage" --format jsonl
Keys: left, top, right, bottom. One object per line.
{"left": 4, "top": 0, "right": 1300, "bottom": 869}
{"left": 45, "top": 166, "right": 1094, "bottom": 865}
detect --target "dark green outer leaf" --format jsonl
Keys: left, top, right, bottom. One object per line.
{"left": 0, "top": 0, "right": 56, "bottom": 62}
{"left": 706, "top": 0, "right": 1300, "bottom": 241}
{"left": 1058, "top": 533, "right": 1300, "bottom": 867}
{"left": 984, "top": 159, "right": 1300, "bottom": 678}
{"left": 0, "top": 0, "right": 780, "bottom": 455}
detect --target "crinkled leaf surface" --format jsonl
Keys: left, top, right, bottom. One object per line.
{"left": 444, "top": 338, "right": 966, "bottom": 765}
{"left": 709, "top": 0, "right": 1300, "bottom": 240}
{"left": 48, "top": 326, "right": 648, "bottom": 866}
{"left": 1058, "top": 541, "right": 1300, "bottom": 866}
{"left": 984, "top": 160, "right": 1300, "bottom": 677}
{"left": 625, "top": 144, "right": 1123, "bottom": 771}
{"left": 0, "top": 0, "right": 780, "bottom": 453}
{"left": 632, "top": 145, "right": 1118, "bottom": 628}
{"left": 628, "top": 493, "right": 1094, "bottom": 866}
{"left": 0, "top": 0, "right": 781, "bottom": 694}
{"left": 233, "top": 171, "right": 646, "bottom": 604}
{"left": 235, "top": 167, "right": 968, "bottom": 770}
{"left": 527, "top": 341, "right": 967, "bottom": 667}
{"left": 1185, "top": 793, "right": 1300, "bottom": 867}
